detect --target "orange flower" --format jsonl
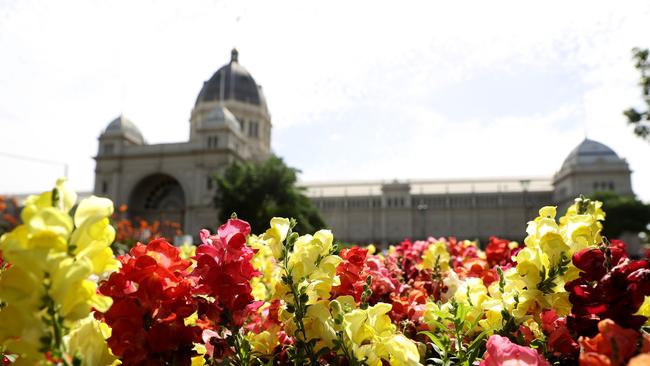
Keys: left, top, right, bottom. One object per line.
{"left": 579, "top": 352, "right": 611, "bottom": 366}
{"left": 628, "top": 354, "right": 650, "bottom": 366}
{"left": 578, "top": 319, "right": 639, "bottom": 366}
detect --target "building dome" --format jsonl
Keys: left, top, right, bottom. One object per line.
{"left": 203, "top": 106, "right": 241, "bottom": 132}
{"left": 103, "top": 115, "right": 145, "bottom": 144}
{"left": 561, "top": 138, "right": 622, "bottom": 170}
{"left": 195, "top": 49, "right": 267, "bottom": 109}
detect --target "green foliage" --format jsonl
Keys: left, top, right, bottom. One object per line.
{"left": 537, "top": 253, "right": 571, "bottom": 294}
{"left": 214, "top": 156, "right": 325, "bottom": 234}
{"left": 623, "top": 47, "right": 650, "bottom": 141}
{"left": 590, "top": 191, "right": 650, "bottom": 239}
{"left": 420, "top": 301, "right": 488, "bottom": 366}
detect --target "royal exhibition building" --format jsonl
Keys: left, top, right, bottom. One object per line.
{"left": 93, "top": 50, "right": 635, "bottom": 246}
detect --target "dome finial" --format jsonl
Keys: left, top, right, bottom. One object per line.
{"left": 231, "top": 48, "right": 239, "bottom": 63}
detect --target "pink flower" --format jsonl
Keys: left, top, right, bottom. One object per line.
{"left": 481, "top": 335, "right": 550, "bottom": 366}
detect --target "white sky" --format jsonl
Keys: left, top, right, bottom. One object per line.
{"left": 1, "top": 0, "right": 649, "bottom": 201}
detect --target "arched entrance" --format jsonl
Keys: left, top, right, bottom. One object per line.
{"left": 128, "top": 173, "right": 186, "bottom": 231}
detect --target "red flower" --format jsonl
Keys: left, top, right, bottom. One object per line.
{"left": 566, "top": 242, "right": 650, "bottom": 336}
{"left": 485, "top": 237, "right": 514, "bottom": 267}
{"left": 454, "top": 257, "right": 499, "bottom": 286}
{"left": 332, "top": 247, "right": 369, "bottom": 301}
{"left": 190, "top": 219, "right": 261, "bottom": 328}
{"left": 540, "top": 310, "right": 579, "bottom": 358}
{"left": 332, "top": 247, "right": 398, "bottom": 304}
{"left": 572, "top": 246, "right": 626, "bottom": 282}
{"left": 480, "top": 335, "right": 550, "bottom": 366}
{"left": 98, "top": 239, "right": 200, "bottom": 365}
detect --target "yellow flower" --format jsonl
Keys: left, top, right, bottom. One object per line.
{"left": 261, "top": 217, "right": 290, "bottom": 259}
{"left": 367, "top": 244, "right": 376, "bottom": 255}
{"left": 0, "top": 265, "right": 44, "bottom": 306}
{"left": 514, "top": 247, "right": 546, "bottom": 287}
{"left": 479, "top": 299, "right": 504, "bottom": 330}
{"left": 0, "top": 179, "right": 120, "bottom": 363}
{"left": 247, "top": 325, "right": 281, "bottom": 355}
{"left": 382, "top": 334, "right": 421, "bottom": 366}
{"left": 304, "top": 300, "right": 338, "bottom": 350}
{"left": 66, "top": 316, "right": 118, "bottom": 366}
{"left": 0, "top": 304, "right": 48, "bottom": 363}
{"left": 288, "top": 230, "right": 336, "bottom": 281}
{"left": 19, "top": 177, "right": 76, "bottom": 224}
{"left": 249, "top": 236, "right": 281, "bottom": 301}
{"left": 635, "top": 296, "right": 650, "bottom": 325}
{"left": 70, "top": 196, "right": 118, "bottom": 275}
{"left": 54, "top": 177, "right": 78, "bottom": 213}
{"left": 559, "top": 198, "right": 605, "bottom": 253}
{"left": 49, "top": 257, "right": 112, "bottom": 320}
{"left": 421, "top": 241, "right": 450, "bottom": 271}
{"left": 344, "top": 309, "right": 376, "bottom": 345}
{"left": 343, "top": 303, "right": 421, "bottom": 366}
{"left": 288, "top": 235, "right": 320, "bottom": 280}
{"left": 191, "top": 343, "right": 207, "bottom": 366}
{"left": 331, "top": 295, "right": 357, "bottom": 317}
{"left": 179, "top": 242, "right": 196, "bottom": 261}
{"left": 303, "top": 254, "right": 342, "bottom": 303}
{"left": 454, "top": 277, "right": 489, "bottom": 308}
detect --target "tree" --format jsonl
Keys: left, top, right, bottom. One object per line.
{"left": 590, "top": 191, "right": 650, "bottom": 240}
{"left": 623, "top": 48, "right": 650, "bottom": 142}
{"left": 213, "top": 156, "right": 326, "bottom": 234}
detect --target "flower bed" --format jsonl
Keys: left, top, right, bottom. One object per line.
{"left": 1, "top": 179, "right": 650, "bottom": 365}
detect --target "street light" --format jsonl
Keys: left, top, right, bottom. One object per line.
{"left": 417, "top": 200, "right": 428, "bottom": 240}
{"left": 520, "top": 179, "right": 531, "bottom": 221}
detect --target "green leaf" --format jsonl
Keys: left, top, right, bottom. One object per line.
{"left": 419, "top": 331, "right": 447, "bottom": 357}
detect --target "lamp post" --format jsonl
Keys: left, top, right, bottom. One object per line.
{"left": 417, "top": 200, "right": 428, "bottom": 240}
{"left": 520, "top": 179, "right": 531, "bottom": 221}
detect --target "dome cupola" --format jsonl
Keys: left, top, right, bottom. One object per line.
{"left": 553, "top": 138, "right": 633, "bottom": 207}
{"left": 194, "top": 48, "right": 267, "bottom": 109}
{"left": 102, "top": 114, "right": 145, "bottom": 145}
{"left": 560, "top": 138, "right": 623, "bottom": 170}
{"left": 201, "top": 106, "right": 241, "bottom": 133}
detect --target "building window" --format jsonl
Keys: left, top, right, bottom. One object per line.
{"left": 207, "top": 136, "right": 218, "bottom": 149}
{"left": 102, "top": 180, "right": 108, "bottom": 194}
{"left": 249, "top": 121, "right": 259, "bottom": 138}
{"left": 207, "top": 176, "right": 213, "bottom": 190}
{"left": 104, "top": 143, "right": 114, "bottom": 155}
{"left": 609, "top": 182, "right": 614, "bottom": 190}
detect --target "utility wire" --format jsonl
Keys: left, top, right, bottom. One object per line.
{"left": 0, "top": 151, "right": 68, "bottom": 177}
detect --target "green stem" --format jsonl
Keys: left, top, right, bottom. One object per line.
{"left": 281, "top": 234, "right": 317, "bottom": 365}
{"left": 286, "top": 274, "right": 317, "bottom": 365}
{"left": 47, "top": 298, "right": 71, "bottom": 366}
{"left": 338, "top": 332, "right": 359, "bottom": 366}
{"left": 233, "top": 331, "right": 249, "bottom": 366}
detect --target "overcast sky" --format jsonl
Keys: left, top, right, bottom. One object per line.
{"left": 1, "top": 0, "right": 649, "bottom": 202}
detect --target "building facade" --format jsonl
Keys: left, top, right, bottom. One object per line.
{"left": 94, "top": 50, "right": 634, "bottom": 245}
{"left": 303, "top": 138, "right": 635, "bottom": 244}
{"left": 94, "top": 49, "right": 271, "bottom": 235}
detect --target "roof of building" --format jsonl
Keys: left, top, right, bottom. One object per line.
{"left": 561, "top": 138, "right": 623, "bottom": 170}
{"left": 299, "top": 177, "right": 553, "bottom": 197}
{"left": 204, "top": 106, "right": 241, "bottom": 132}
{"left": 195, "top": 49, "right": 267, "bottom": 109}
{"left": 103, "top": 115, "right": 145, "bottom": 144}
